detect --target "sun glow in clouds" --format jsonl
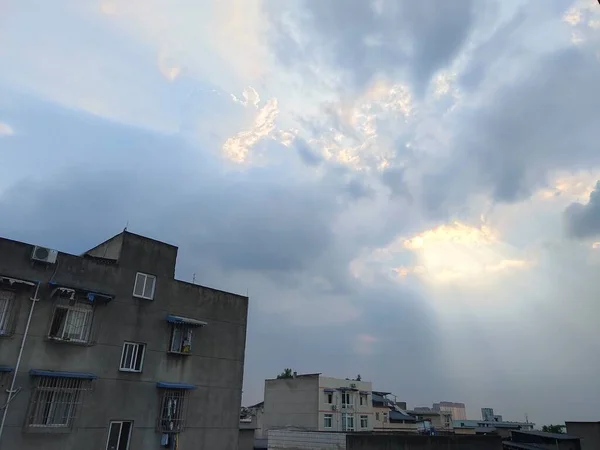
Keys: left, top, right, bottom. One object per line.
{"left": 352, "top": 221, "right": 533, "bottom": 287}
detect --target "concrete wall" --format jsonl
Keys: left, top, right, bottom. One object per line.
{"left": 268, "top": 430, "right": 346, "bottom": 450}
{"left": 346, "top": 433, "right": 502, "bottom": 450}
{"left": 263, "top": 376, "right": 320, "bottom": 432}
{"left": 0, "top": 231, "right": 248, "bottom": 450}
{"left": 239, "top": 428, "right": 255, "bottom": 450}
{"left": 566, "top": 422, "right": 600, "bottom": 450}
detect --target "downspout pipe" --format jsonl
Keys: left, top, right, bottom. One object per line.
{"left": 0, "top": 282, "right": 41, "bottom": 448}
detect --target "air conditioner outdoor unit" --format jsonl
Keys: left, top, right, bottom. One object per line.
{"left": 331, "top": 405, "right": 337, "bottom": 411}
{"left": 31, "top": 246, "right": 58, "bottom": 264}
{"left": 350, "top": 383, "right": 357, "bottom": 388}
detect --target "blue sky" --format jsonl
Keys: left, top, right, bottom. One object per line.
{"left": 2, "top": 0, "right": 600, "bottom": 425}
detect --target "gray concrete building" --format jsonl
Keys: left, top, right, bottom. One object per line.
{"left": 0, "top": 231, "right": 248, "bottom": 450}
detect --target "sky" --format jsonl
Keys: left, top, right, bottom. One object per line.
{"left": 1, "top": 0, "right": 600, "bottom": 426}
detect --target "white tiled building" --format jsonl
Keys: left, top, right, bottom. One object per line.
{"left": 262, "top": 373, "right": 374, "bottom": 434}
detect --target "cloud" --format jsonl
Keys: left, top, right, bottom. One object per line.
{"left": 222, "top": 97, "right": 279, "bottom": 163}
{"left": 354, "top": 333, "right": 378, "bottom": 356}
{"left": 352, "top": 220, "right": 533, "bottom": 287}
{"left": 267, "top": 0, "right": 478, "bottom": 94}
{"left": 6, "top": 0, "right": 600, "bottom": 427}
{"left": 0, "top": 122, "right": 14, "bottom": 136}
{"left": 565, "top": 181, "right": 600, "bottom": 239}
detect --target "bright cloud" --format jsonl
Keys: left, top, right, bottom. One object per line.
{"left": 352, "top": 221, "right": 533, "bottom": 286}
{"left": 222, "top": 97, "right": 279, "bottom": 164}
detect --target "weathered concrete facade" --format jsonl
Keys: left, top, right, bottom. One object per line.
{"left": 0, "top": 231, "right": 248, "bottom": 450}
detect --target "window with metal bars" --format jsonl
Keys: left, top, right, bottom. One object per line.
{"left": 169, "top": 324, "right": 193, "bottom": 354}
{"left": 48, "top": 295, "right": 94, "bottom": 344}
{"left": 157, "top": 389, "right": 189, "bottom": 433}
{"left": 106, "top": 420, "right": 133, "bottom": 450}
{"left": 0, "top": 290, "right": 16, "bottom": 336}
{"left": 119, "top": 342, "right": 145, "bottom": 372}
{"left": 27, "top": 376, "right": 92, "bottom": 429}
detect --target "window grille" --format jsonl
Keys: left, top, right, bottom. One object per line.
{"left": 120, "top": 342, "right": 145, "bottom": 372}
{"left": 0, "top": 290, "right": 16, "bottom": 336}
{"left": 169, "top": 324, "right": 193, "bottom": 354}
{"left": 48, "top": 295, "right": 93, "bottom": 343}
{"left": 157, "top": 389, "right": 189, "bottom": 433}
{"left": 27, "top": 376, "right": 92, "bottom": 428}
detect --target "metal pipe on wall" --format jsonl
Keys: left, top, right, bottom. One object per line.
{"left": 0, "top": 282, "right": 41, "bottom": 449}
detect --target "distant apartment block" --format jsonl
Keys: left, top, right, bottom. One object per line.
{"left": 263, "top": 374, "right": 374, "bottom": 433}
{"left": 482, "top": 408, "right": 495, "bottom": 422}
{"left": 372, "top": 391, "right": 416, "bottom": 432}
{"left": 433, "top": 401, "right": 467, "bottom": 420}
{"left": 0, "top": 231, "right": 248, "bottom": 450}
{"left": 454, "top": 418, "right": 535, "bottom": 438}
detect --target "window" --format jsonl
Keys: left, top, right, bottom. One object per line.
{"left": 341, "top": 392, "right": 351, "bottom": 406}
{"left": 106, "top": 421, "right": 132, "bottom": 450}
{"left": 383, "top": 413, "right": 388, "bottom": 423}
{"left": 169, "top": 325, "right": 193, "bottom": 354}
{"left": 133, "top": 273, "right": 156, "bottom": 300}
{"left": 325, "top": 392, "right": 333, "bottom": 404}
{"left": 375, "top": 412, "right": 380, "bottom": 421}
{"left": 342, "top": 413, "right": 354, "bottom": 431}
{"left": 158, "top": 389, "right": 189, "bottom": 433}
{"left": 0, "top": 290, "right": 16, "bottom": 336}
{"left": 27, "top": 376, "right": 92, "bottom": 428}
{"left": 119, "top": 342, "right": 145, "bottom": 372}
{"left": 323, "top": 413, "right": 333, "bottom": 429}
{"left": 360, "top": 415, "right": 368, "bottom": 429}
{"left": 359, "top": 394, "right": 367, "bottom": 406}
{"left": 48, "top": 297, "right": 93, "bottom": 343}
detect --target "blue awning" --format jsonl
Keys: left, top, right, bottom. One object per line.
{"left": 323, "top": 389, "right": 335, "bottom": 393}
{"left": 30, "top": 369, "right": 97, "bottom": 380}
{"left": 0, "top": 366, "right": 13, "bottom": 373}
{"left": 48, "top": 281, "right": 114, "bottom": 303}
{"left": 156, "top": 381, "right": 196, "bottom": 390}
{"left": 166, "top": 314, "right": 207, "bottom": 327}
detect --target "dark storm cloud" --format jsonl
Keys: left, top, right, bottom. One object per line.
{"left": 422, "top": 47, "right": 600, "bottom": 214}
{"left": 267, "top": 0, "right": 478, "bottom": 94}
{"left": 0, "top": 95, "right": 339, "bottom": 275}
{"left": 565, "top": 181, "right": 600, "bottom": 239}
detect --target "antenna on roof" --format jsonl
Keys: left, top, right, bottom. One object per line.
{"left": 192, "top": 273, "right": 196, "bottom": 284}
{"left": 124, "top": 220, "right": 129, "bottom": 232}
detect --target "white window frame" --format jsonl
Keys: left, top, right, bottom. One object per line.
{"left": 342, "top": 413, "right": 354, "bottom": 431}
{"left": 0, "top": 290, "right": 15, "bottom": 336}
{"left": 341, "top": 392, "right": 351, "bottom": 406}
{"left": 325, "top": 392, "right": 333, "bottom": 404}
{"left": 133, "top": 273, "right": 156, "bottom": 300}
{"left": 48, "top": 301, "right": 93, "bottom": 343}
{"left": 323, "top": 413, "right": 333, "bottom": 429}
{"left": 119, "top": 342, "right": 146, "bottom": 372}
{"left": 360, "top": 394, "right": 367, "bottom": 406}
{"left": 169, "top": 325, "right": 193, "bottom": 354}
{"left": 106, "top": 420, "right": 133, "bottom": 450}
{"left": 360, "top": 415, "right": 368, "bottom": 429}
